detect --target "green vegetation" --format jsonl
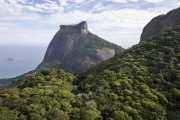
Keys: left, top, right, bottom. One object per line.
{"left": 78, "top": 27, "right": 180, "bottom": 119}
{"left": 82, "top": 33, "right": 123, "bottom": 53}
{"left": 0, "top": 27, "right": 179, "bottom": 119}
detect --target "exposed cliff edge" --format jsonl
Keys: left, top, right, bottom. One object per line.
{"left": 37, "top": 21, "right": 124, "bottom": 72}
{"left": 140, "top": 7, "right": 180, "bottom": 41}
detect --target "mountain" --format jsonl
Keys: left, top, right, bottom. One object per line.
{"left": 78, "top": 25, "right": 180, "bottom": 119}
{"left": 140, "top": 7, "right": 180, "bottom": 41}
{"left": 0, "top": 23, "right": 179, "bottom": 119}
{"left": 37, "top": 21, "right": 124, "bottom": 73}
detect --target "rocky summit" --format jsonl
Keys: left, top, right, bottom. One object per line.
{"left": 37, "top": 21, "right": 124, "bottom": 72}
{"left": 141, "top": 7, "right": 180, "bottom": 41}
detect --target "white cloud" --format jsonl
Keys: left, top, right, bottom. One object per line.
{"left": 106, "top": 0, "right": 127, "bottom": 3}
{"left": 44, "top": 2, "right": 60, "bottom": 12}
{"left": 15, "top": 0, "right": 27, "bottom": 4}
{"left": 106, "top": 0, "right": 139, "bottom": 3}
{"left": 74, "top": 0, "right": 85, "bottom": 3}
{"left": 143, "top": 0, "right": 164, "bottom": 3}
{"left": 25, "top": 2, "right": 62, "bottom": 13}
{"left": 130, "top": 0, "right": 139, "bottom": 2}
{"left": 35, "top": 4, "right": 49, "bottom": 10}
{"left": 92, "top": 3, "right": 111, "bottom": 12}
{"left": 0, "top": 0, "right": 24, "bottom": 15}
{"left": 59, "top": 0, "right": 69, "bottom": 7}
{"left": 43, "top": 0, "right": 57, "bottom": 4}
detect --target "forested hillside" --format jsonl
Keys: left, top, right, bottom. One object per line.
{"left": 0, "top": 26, "right": 179, "bottom": 120}
{"left": 78, "top": 26, "right": 180, "bottom": 119}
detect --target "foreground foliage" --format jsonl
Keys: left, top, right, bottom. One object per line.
{"left": 0, "top": 26, "right": 180, "bottom": 120}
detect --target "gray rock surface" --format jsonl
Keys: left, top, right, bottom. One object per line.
{"left": 37, "top": 21, "right": 124, "bottom": 73}
{"left": 140, "top": 7, "right": 180, "bottom": 41}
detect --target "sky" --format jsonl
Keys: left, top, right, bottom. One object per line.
{"left": 0, "top": 0, "right": 180, "bottom": 48}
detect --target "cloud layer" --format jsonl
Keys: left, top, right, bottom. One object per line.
{"left": 0, "top": 0, "right": 180, "bottom": 48}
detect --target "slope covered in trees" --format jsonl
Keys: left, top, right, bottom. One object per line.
{"left": 0, "top": 26, "right": 179, "bottom": 120}
{"left": 78, "top": 26, "right": 180, "bottom": 119}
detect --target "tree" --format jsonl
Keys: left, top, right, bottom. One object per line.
{"left": 111, "top": 111, "right": 132, "bottom": 120}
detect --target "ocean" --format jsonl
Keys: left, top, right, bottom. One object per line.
{"left": 0, "top": 46, "right": 47, "bottom": 79}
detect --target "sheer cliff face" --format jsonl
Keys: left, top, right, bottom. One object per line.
{"left": 141, "top": 7, "right": 180, "bottom": 41}
{"left": 37, "top": 21, "right": 124, "bottom": 73}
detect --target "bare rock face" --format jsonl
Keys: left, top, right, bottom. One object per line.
{"left": 140, "top": 7, "right": 180, "bottom": 41}
{"left": 37, "top": 21, "right": 124, "bottom": 73}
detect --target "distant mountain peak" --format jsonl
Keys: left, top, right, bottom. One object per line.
{"left": 60, "top": 21, "right": 89, "bottom": 35}
{"left": 37, "top": 21, "right": 124, "bottom": 72}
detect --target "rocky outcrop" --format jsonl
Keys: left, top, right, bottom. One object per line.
{"left": 140, "top": 7, "right": 180, "bottom": 41}
{"left": 60, "top": 21, "right": 89, "bottom": 35}
{"left": 37, "top": 21, "right": 124, "bottom": 73}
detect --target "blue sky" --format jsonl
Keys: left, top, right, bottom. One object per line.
{"left": 0, "top": 0, "right": 180, "bottom": 48}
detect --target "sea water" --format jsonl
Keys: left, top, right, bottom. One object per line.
{"left": 0, "top": 46, "right": 47, "bottom": 79}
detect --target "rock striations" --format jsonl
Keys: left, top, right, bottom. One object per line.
{"left": 37, "top": 21, "right": 124, "bottom": 73}
{"left": 141, "top": 7, "right": 180, "bottom": 41}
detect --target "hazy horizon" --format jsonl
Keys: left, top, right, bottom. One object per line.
{"left": 0, "top": 46, "right": 47, "bottom": 79}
